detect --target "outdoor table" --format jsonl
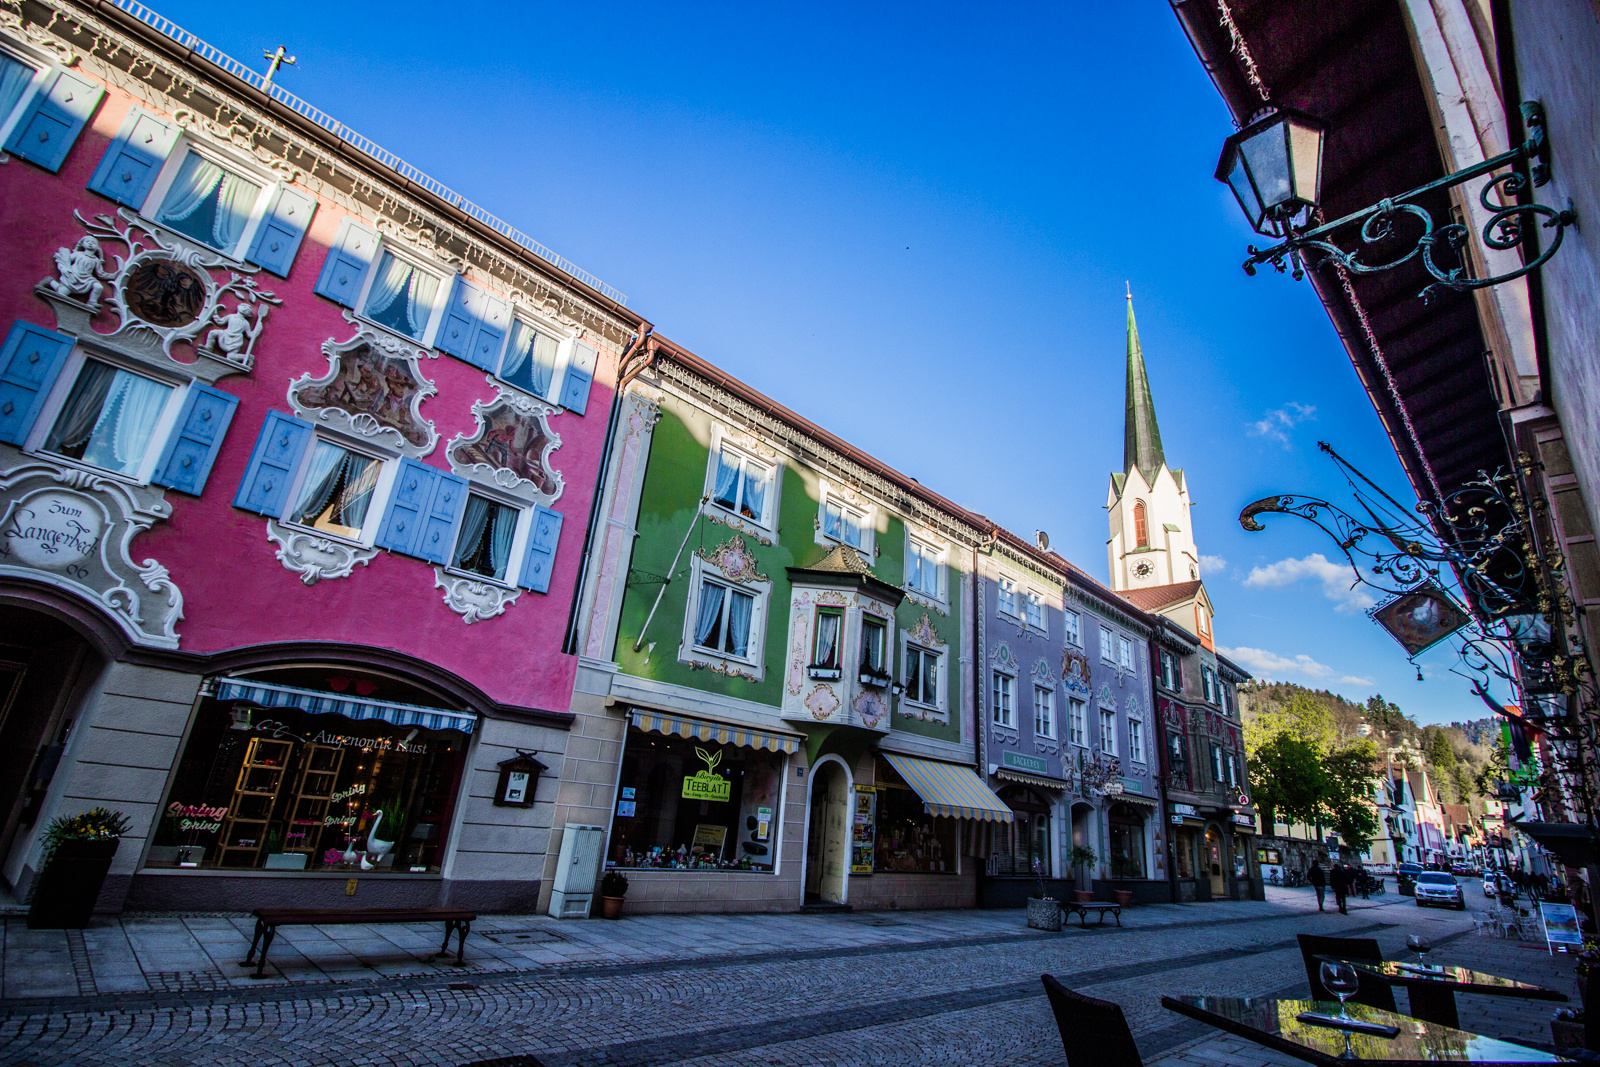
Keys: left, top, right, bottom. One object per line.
{"left": 1161, "top": 994, "right": 1572, "bottom": 1066}
{"left": 1315, "top": 955, "right": 1568, "bottom": 1029}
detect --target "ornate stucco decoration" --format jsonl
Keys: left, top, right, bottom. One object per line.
{"left": 688, "top": 659, "right": 758, "bottom": 683}
{"left": 1082, "top": 753, "right": 1123, "bottom": 797}
{"left": 705, "top": 509, "right": 772, "bottom": 547}
{"left": 0, "top": 462, "right": 182, "bottom": 647}
{"left": 265, "top": 522, "right": 379, "bottom": 586}
{"left": 990, "top": 640, "right": 1018, "bottom": 674}
{"left": 852, "top": 688, "right": 888, "bottom": 729}
{"left": 696, "top": 536, "right": 767, "bottom": 585}
{"left": 445, "top": 384, "right": 563, "bottom": 504}
{"left": 289, "top": 320, "right": 439, "bottom": 459}
{"left": 1097, "top": 683, "right": 1117, "bottom": 710}
{"left": 906, "top": 611, "right": 943, "bottom": 650}
{"left": 0, "top": 4, "right": 78, "bottom": 65}
{"left": 1061, "top": 649, "right": 1092, "bottom": 695}
{"left": 433, "top": 567, "right": 520, "bottom": 624}
{"left": 991, "top": 724, "right": 1019, "bottom": 747}
{"left": 1032, "top": 733, "right": 1060, "bottom": 757}
{"left": 804, "top": 683, "right": 840, "bottom": 721}
{"left": 172, "top": 108, "right": 299, "bottom": 184}
{"left": 37, "top": 210, "right": 280, "bottom": 382}
{"left": 1030, "top": 658, "right": 1055, "bottom": 688}
{"left": 723, "top": 425, "right": 777, "bottom": 461}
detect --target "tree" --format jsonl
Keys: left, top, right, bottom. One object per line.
{"left": 1322, "top": 739, "right": 1381, "bottom": 852}
{"left": 1248, "top": 732, "right": 1326, "bottom": 831}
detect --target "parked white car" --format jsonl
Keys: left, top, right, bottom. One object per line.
{"left": 1415, "top": 871, "right": 1466, "bottom": 910}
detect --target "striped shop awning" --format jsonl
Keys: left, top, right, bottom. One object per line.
{"left": 629, "top": 709, "right": 801, "bottom": 754}
{"left": 215, "top": 678, "right": 478, "bottom": 735}
{"left": 882, "top": 753, "right": 1013, "bottom": 823}
{"left": 995, "top": 768, "right": 1074, "bottom": 791}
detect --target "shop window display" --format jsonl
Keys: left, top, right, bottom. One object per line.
{"left": 873, "top": 758, "right": 957, "bottom": 873}
{"left": 148, "top": 671, "right": 468, "bottom": 874}
{"left": 1173, "top": 826, "right": 1198, "bottom": 879}
{"left": 988, "top": 786, "right": 1051, "bottom": 877}
{"left": 1107, "top": 802, "right": 1146, "bottom": 878}
{"left": 610, "top": 728, "right": 783, "bottom": 872}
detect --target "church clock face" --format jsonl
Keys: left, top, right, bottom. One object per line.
{"left": 1133, "top": 560, "right": 1154, "bottom": 580}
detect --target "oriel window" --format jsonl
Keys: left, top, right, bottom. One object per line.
{"left": 812, "top": 608, "right": 841, "bottom": 670}
{"left": 860, "top": 615, "right": 886, "bottom": 674}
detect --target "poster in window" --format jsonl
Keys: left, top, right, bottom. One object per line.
{"left": 692, "top": 824, "right": 727, "bottom": 852}
{"left": 851, "top": 786, "right": 877, "bottom": 874}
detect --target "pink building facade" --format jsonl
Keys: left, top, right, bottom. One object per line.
{"left": 0, "top": 2, "right": 644, "bottom": 911}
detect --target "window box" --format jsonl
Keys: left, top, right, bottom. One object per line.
{"left": 809, "top": 666, "right": 842, "bottom": 681}
{"left": 859, "top": 667, "right": 892, "bottom": 688}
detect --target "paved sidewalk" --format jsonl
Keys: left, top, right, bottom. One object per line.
{"left": 3, "top": 893, "right": 1317, "bottom": 1003}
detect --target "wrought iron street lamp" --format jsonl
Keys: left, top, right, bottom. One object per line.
{"left": 1217, "top": 102, "right": 1576, "bottom": 298}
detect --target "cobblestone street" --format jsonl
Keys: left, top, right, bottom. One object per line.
{"left": 0, "top": 884, "right": 1578, "bottom": 1066}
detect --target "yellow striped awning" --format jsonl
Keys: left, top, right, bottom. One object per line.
{"left": 996, "top": 768, "right": 1074, "bottom": 791}
{"left": 628, "top": 710, "right": 801, "bottom": 754}
{"left": 882, "top": 753, "right": 1013, "bottom": 823}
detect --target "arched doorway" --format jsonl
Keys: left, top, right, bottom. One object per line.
{"left": 0, "top": 605, "right": 104, "bottom": 874}
{"left": 1107, "top": 803, "right": 1147, "bottom": 880}
{"left": 1205, "top": 824, "right": 1226, "bottom": 897}
{"left": 1070, "top": 801, "right": 1097, "bottom": 886}
{"left": 804, "top": 758, "right": 850, "bottom": 905}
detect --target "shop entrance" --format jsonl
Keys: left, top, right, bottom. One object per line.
{"left": 1070, "top": 802, "right": 1096, "bottom": 885}
{"left": 1205, "top": 825, "right": 1226, "bottom": 896}
{"left": 0, "top": 606, "right": 102, "bottom": 874}
{"left": 804, "top": 760, "right": 849, "bottom": 905}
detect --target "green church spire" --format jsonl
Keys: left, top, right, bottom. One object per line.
{"left": 1123, "top": 286, "right": 1166, "bottom": 487}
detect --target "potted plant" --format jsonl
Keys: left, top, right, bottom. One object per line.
{"left": 1026, "top": 857, "right": 1062, "bottom": 931}
{"left": 1110, "top": 853, "right": 1139, "bottom": 907}
{"left": 1070, "top": 845, "right": 1098, "bottom": 902}
{"left": 599, "top": 869, "right": 629, "bottom": 919}
{"left": 27, "top": 808, "right": 131, "bottom": 929}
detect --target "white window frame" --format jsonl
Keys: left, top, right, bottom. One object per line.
{"left": 679, "top": 554, "right": 772, "bottom": 679}
{"left": 25, "top": 345, "right": 191, "bottom": 487}
{"left": 495, "top": 311, "right": 580, "bottom": 406}
{"left": 142, "top": 137, "right": 280, "bottom": 262}
{"left": 279, "top": 432, "right": 399, "bottom": 550}
{"left": 704, "top": 430, "right": 780, "bottom": 532}
{"left": 991, "top": 670, "right": 1015, "bottom": 728}
{"left": 347, "top": 239, "right": 451, "bottom": 348}
{"left": 1128, "top": 718, "right": 1145, "bottom": 764}
{"left": 440, "top": 486, "right": 540, "bottom": 590}
{"left": 816, "top": 481, "right": 873, "bottom": 555}
{"left": 1099, "top": 708, "right": 1117, "bottom": 756}
{"left": 900, "top": 638, "right": 946, "bottom": 716}
{"left": 997, "top": 574, "right": 1021, "bottom": 619}
{"left": 1063, "top": 608, "right": 1081, "bottom": 647}
{"left": 0, "top": 44, "right": 48, "bottom": 148}
{"left": 1033, "top": 685, "right": 1055, "bottom": 739}
{"left": 1099, "top": 625, "right": 1116, "bottom": 664}
{"left": 1023, "top": 590, "right": 1047, "bottom": 635}
{"left": 904, "top": 530, "right": 948, "bottom": 608}
{"left": 1210, "top": 743, "right": 1225, "bottom": 784}
{"left": 1118, "top": 636, "right": 1133, "bottom": 671}
{"left": 1069, "top": 698, "right": 1087, "bottom": 748}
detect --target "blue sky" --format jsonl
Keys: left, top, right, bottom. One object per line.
{"left": 155, "top": 1, "right": 1490, "bottom": 726}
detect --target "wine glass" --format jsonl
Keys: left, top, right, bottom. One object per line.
{"left": 1321, "top": 960, "right": 1361, "bottom": 1022}
{"left": 1406, "top": 934, "right": 1433, "bottom": 968}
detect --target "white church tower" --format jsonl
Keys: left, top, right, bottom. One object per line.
{"left": 1107, "top": 290, "right": 1202, "bottom": 593}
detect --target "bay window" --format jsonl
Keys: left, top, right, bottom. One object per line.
{"left": 812, "top": 607, "right": 842, "bottom": 673}
{"left": 860, "top": 614, "right": 887, "bottom": 676}
{"left": 991, "top": 672, "right": 1014, "bottom": 728}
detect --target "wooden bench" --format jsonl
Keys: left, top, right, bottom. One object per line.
{"left": 238, "top": 906, "right": 476, "bottom": 979}
{"left": 1062, "top": 902, "right": 1122, "bottom": 928}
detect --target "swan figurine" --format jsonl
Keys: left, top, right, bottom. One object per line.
{"left": 362, "top": 810, "right": 396, "bottom": 870}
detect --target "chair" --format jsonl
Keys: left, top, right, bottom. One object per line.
{"left": 1040, "top": 974, "right": 1144, "bottom": 1067}
{"left": 1470, "top": 910, "right": 1496, "bottom": 936}
{"left": 1296, "top": 933, "right": 1398, "bottom": 1013}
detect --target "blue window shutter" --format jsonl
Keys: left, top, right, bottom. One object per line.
{"left": 558, "top": 340, "right": 598, "bottom": 415}
{"left": 86, "top": 106, "right": 177, "bottom": 206}
{"left": 435, "top": 276, "right": 509, "bottom": 369}
{"left": 417, "top": 472, "right": 469, "bottom": 564}
{"left": 246, "top": 184, "right": 318, "bottom": 277}
{"left": 516, "top": 505, "right": 563, "bottom": 593}
{"left": 375, "top": 458, "right": 440, "bottom": 556}
{"left": 231, "top": 411, "right": 311, "bottom": 517}
{"left": 4, "top": 66, "right": 103, "bottom": 172}
{"left": 151, "top": 383, "right": 239, "bottom": 495}
{"left": 0, "top": 321, "right": 74, "bottom": 445}
{"left": 313, "top": 216, "right": 378, "bottom": 307}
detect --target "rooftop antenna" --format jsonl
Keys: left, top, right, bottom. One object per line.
{"left": 261, "top": 45, "right": 296, "bottom": 88}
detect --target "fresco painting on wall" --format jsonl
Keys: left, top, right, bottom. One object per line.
{"left": 297, "top": 343, "right": 432, "bottom": 449}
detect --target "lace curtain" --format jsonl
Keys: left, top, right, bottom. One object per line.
{"left": 501, "top": 322, "right": 558, "bottom": 398}
{"left": 366, "top": 252, "right": 439, "bottom": 339}
{"left": 157, "top": 152, "right": 259, "bottom": 252}
{"left": 45, "top": 364, "right": 170, "bottom": 476}
{"left": 694, "top": 580, "right": 725, "bottom": 648}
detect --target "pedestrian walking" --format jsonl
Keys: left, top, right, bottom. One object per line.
{"left": 1309, "top": 862, "right": 1326, "bottom": 911}
{"left": 1355, "top": 864, "right": 1370, "bottom": 900}
{"left": 1330, "top": 863, "right": 1349, "bottom": 915}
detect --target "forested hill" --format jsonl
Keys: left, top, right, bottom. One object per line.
{"left": 1237, "top": 681, "right": 1496, "bottom": 810}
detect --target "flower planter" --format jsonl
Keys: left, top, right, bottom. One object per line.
{"left": 600, "top": 895, "right": 625, "bottom": 920}
{"left": 27, "top": 837, "right": 119, "bottom": 929}
{"left": 1073, "top": 890, "right": 1094, "bottom": 903}
{"left": 1113, "top": 889, "right": 1134, "bottom": 907}
{"left": 1026, "top": 897, "right": 1062, "bottom": 931}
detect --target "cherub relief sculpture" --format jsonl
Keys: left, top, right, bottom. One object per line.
{"left": 46, "top": 236, "right": 108, "bottom": 310}
{"left": 201, "top": 303, "right": 268, "bottom": 363}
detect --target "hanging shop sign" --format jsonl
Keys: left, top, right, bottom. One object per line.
{"left": 852, "top": 786, "right": 878, "bottom": 874}
{"left": 681, "top": 746, "right": 732, "bottom": 802}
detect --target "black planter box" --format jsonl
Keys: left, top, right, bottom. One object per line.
{"left": 27, "top": 837, "right": 119, "bottom": 929}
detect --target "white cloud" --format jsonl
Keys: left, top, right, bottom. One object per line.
{"left": 1248, "top": 401, "right": 1317, "bottom": 448}
{"left": 1199, "top": 554, "right": 1228, "bottom": 576}
{"left": 1337, "top": 675, "right": 1377, "bottom": 687}
{"left": 1217, "top": 645, "right": 1335, "bottom": 679}
{"left": 1244, "top": 553, "right": 1377, "bottom": 614}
